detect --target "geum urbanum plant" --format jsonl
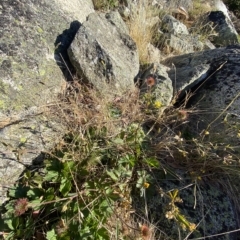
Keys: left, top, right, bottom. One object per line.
{"left": 1, "top": 121, "right": 162, "bottom": 239}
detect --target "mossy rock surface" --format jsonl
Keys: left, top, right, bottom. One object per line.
{"left": 0, "top": 0, "right": 93, "bottom": 112}
{"left": 0, "top": 0, "right": 94, "bottom": 204}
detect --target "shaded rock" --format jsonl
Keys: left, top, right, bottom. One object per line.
{"left": 133, "top": 169, "right": 238, "bottom": 239}
{"left": 192, "top": 11, "right": 239, "bottom": 47}
{"left": 186, "top": 45, "right": 240, "bottom": 141}
{"left": 162, "top": 45, "right": 240, "bottom": 146}
{"left": 68, "top": 11, "right": 139, "bottom": 94}
{"left": 0, "top": 0, "right": 94, "bottom": 204}
{"left": 161, "top": 45, "right": 237, "bottom": 95}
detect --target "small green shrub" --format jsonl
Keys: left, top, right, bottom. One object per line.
{"left": 0, "top": 123, "right": 158, "bottom": 239}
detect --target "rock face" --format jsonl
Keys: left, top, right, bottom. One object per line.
{"left": 140, "top": 63, "right": 173, "bottom": 110}
{"left": 162, "top": 45, "right": 240, "bottom": 143}
{"left": 68, "top": 11, "right": 139, "bottom": 94}
{"left": 0, "top": 0, "right": 94, "bottom": 204}
{"left": 133, "top": 169, "right": 238, "bottom": 239}
{"left": 186, "top": 46, "right": 240, "bottom": 143}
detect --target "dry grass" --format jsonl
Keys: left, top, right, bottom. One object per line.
{"left": 92, "top": 0, "right": 119, "bottom": 10}
{"left": 127, "top": 0, "right": 160, "bottom": 64}
{"left": 55, "top": 80, "right": 144, "bottom": 135}
{"left": 189, "top": 0, "right": 214, "bottom": 20}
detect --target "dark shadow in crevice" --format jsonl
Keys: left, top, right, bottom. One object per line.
{"left": 54, "top": 20, "right": 81, "bottom": 81}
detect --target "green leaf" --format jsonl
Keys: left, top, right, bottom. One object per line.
{"left": 106, "top": 170, "right": 118, "bottom": 181}
{"left": 46, "top": 229, "right": 57, "bottom": 240}
{"left": 4, "top": 232, "right": 14, "bottom": 240}
{"left": 5, "top": 219, "right": 14, "bottom": 230}
{"left": 96, "top": 227, "right": 109, "bottom": 240}
{"left": 29, "top": 199, "right": 42, "bottom": 211}
{"left": 43, "top": 170, "right": 59, "bottom": 181}
{"left": 12, "top": 217, "right": 19, "bottom": 230}
{"left": 143, "top": 157, "right": 160, "bottom": 168}
{"left": 44, "top": 187, "right": 55, "bottom": 201}
{"left": 118, "top": 155, "right": 136, "bottom": 167}
{"left": 99, "top": 199, "right": 110, "bottom": 212}
{"left": 58, "top": 232, "right": 71, "bottom": 240}
{"left": 46, "top": 158, "right": 64, "bottom": 172}
{"left": 112, "top": 138, "right": 124, "bottom": 145}
{"left": 24, "top": 170, "right": 31, "bottom": 179}
{"left": 8, "top": 186, "right": 29, "bottom": 198}
{"left": 64, "top": 160, "right": 75, "bottom": 170}
{"left": 27, "top": 188, "right": 43, "bottom": 199}
{"left": 60, "top": 178, "right": 72, "bottom": 197}
{"left": 32, "top": 174, "right": 44, "bottom": 186}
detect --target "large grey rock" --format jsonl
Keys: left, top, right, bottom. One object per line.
{"left": 192, "top": 11, "right": 239, "bottom": 46}
{"left": 186, "top": 45, "right": 240, "bottom": 140}
{"left": 68, "top": 11, "right": 139, "bottom": 94}
{"left": 161, "top": 46, "right": 236, "bottom": 95}
{"left": 162, "top": 45, "right": 240, "bottom": 144}
{"left": 0, "top": 0, "right": 94, "bottom": 204}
